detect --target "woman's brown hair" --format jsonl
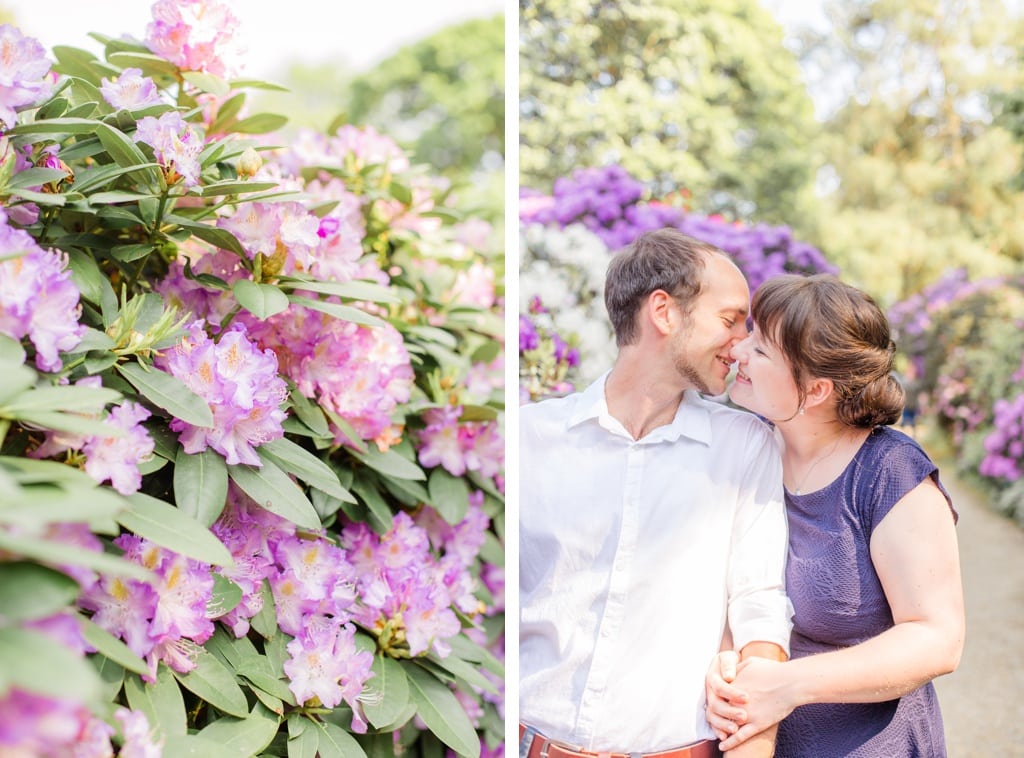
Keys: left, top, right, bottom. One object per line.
{"left": 752, "top": 274, "right": 904, "bottom": 428}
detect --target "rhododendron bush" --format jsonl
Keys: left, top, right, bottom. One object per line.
{"left": 0, "top": 3, "right": 504, "bottom": 757}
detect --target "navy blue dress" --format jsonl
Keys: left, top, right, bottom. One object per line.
{"left": 775, "top": 427, "right": 956, "bottom": 757}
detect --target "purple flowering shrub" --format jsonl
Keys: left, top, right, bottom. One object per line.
{"left": 519, "top": 164, "right": 836, "bottom": 399}
{"left": 0, "top": 4, "right": 502, "bottom": 756}
{"left": 889, "top": 270, "right": 1024, "bottom": 520}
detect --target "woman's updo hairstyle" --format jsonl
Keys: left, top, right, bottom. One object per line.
{"left": 752, "top": 274, "right": 904, "bottom": 428}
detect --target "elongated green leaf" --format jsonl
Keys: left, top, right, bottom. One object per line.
{"left": 259, "top": 439, "right": 355, "bottom": 503}
{"left": 208, "top": 92, "right": 246, "bottom": 133}
{"left": 0, "top": 365, "right": 37, "bottom": 407}
{"left": 199, "top": 180, "right": 278, "bottom": 197}
{"left": 350, "top": 476, "right": 394, "bottom": 534}
{"left": 79, "top": 617, "right": 149, "bottom": 676}
{"left": 5, "top": 187, "right": 66, "bottom": 205}
{"left": 118, "top": 493, "right": 232, "bottom": 566}
{"left": 7, "top": 116, "right": 102, "bottom": 135}
{"left": 160, "top": 735, "right": 226, "bottom": 758}
{"left": 95, "top": 122, "right": 149, "bottom": 168}
{"left": 117, "top": 362, "right": 214, "bottom": 427}
{"left": 0, "top": 627, "right": 102, "bottom": 703}
{"left": 89, "top": 191, "right": 157, "bottom": 204}
{"left": 173, "top": 649, "right": 249, "bottom": 717}
{"left": 288, "top": 715, "right": 319, "bottom": 758}
{"left": 236, "top": 663, "right": 297, "bottom": 705}
{"left": 0, "top": 482, "right": 125, "bottom": 530}
{"left": 174, "top": 447, "right": 228, "bottom": 527}
{"left": 51, "top": 46, "right": 105, "bottom": 84}
{"left": 110, "top": 244, "right": 156, "bottom": 262}
{"left": 352, "top": 445, "right": 425, "bottom": 481}
{"left": 0, "top": 562, "right": 79, "bottom": 622}
{"left": 124, "top": 667, "right": 187, "bottom": 738}
{"left": 233, "top": 279, "right": 290, "bottom": 319}
{"left": 0, "top": 530, "right": 150, "bottom": 580}
{"left": 315, "top": 721, "right": 367, "bottom": 758}
{"left": 182, "top": 70, "right": 230, "bottom": 96}
{"left": 427, "top": 652, "right": 499, "bottom": 696}
{"left": 166, "top": 216, "right": 247, "bottom": 256}
{"left": 363, "top": 655, "right": 410, "bottom": 729}
{"left": 197, "top": 703, "right": 280, "bottom": 757}
{"left": 405, "top": 664, "right": 480, "bottom": 758}
{"left": 106, "top": 51, "right": 180, "bottom": 79}
{"left": 278, "top": 278, "right": 402, "bottom": 304}
{"left": 207, "top": 573, "right": 243, "bottom": 618}
{"left": 1, "top": 385, "right": 120, "bottom": 414}
{"left": 427, "top": 468, "right": 470, "bottom": 524}
{"left": 15, "top": 410, "right": 121, "bottom": 438}
{"left": 5, "top": 167, "right": 70, "bottom": 189}
{"left": 287, "top": 388, "right": 331, "bottom": 438}
{"left": 233, "top": 113, "right": 289, "bottom": 134}
{"left": 287, "top": 295, "right": 384, "bottom": 328}
{"left": 227, "top": 459, "right": 320, "bottom": 530}
{"left": 74, "top": 162, "right": 162, "bottom": 193}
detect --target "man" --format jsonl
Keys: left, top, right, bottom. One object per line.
{"left": 520, "top": 229, "right": 792, "bottom": 758}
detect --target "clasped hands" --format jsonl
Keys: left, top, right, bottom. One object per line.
{"left": 704, "top": 651, "right": 796, "bottom": 752}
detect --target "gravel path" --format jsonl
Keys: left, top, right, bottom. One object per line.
{"left": 932, "top": 469, "right": 1024, "bottom": 756}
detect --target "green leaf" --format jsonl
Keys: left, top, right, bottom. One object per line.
{"left": 0, "top": 530, "right": 151, "bottom": 580}
{"left": 95, "top": 123, "right": 161, "bottom": 188}
{"left": 182, "top": 70, "right": 231, "bottom": 96}
{"left": 233, "top": 113, "right": 289, "bottom": 134}
{"left": 118, "top": 492, "right": 233, "bottom": 566}
{"left": 315, "top": 721, "right": 367, "bottom": 758}
{"left": 207, "top": 573, "right": 243, "bottom": 618}
{"left": 106, "top": 51, "right": 181, "bottom": 79}
{"left": 5, "top": 167, "right": 70, "bottom": 188}
{"left": 1, "top": 384, "right": 120, "bottom": 414}
{"left": 110, "top": 243, "right": 157, "bottom": 263}
{"left": 350, "top": 475, "right": 394, "bottom": 534}
{"left": 199, "top": 180, "right": 278, "bottom": 197}
{"left": 427, "top": 468, "right": 471, "bottom": 524}
{"left": 117, "top": 362, "right": 214, "bottom": 427}
{"left": 7, "top": 116, "right": 102, "bottom": 135}
{"left": 233, "top": 279, "right": 290, "bottom": 319}
{"left": 363, "top": 655, "right": 410, "bottom": 729}
{"left": 278, "top": 278, "right": 402, "bottom": 304}
{"left": 174, "top": 447, "right": 229, "bottom": 527}
{"left": 259, "top": 439, "right": 355, "bottom": 503}
{"left": 405, "top": 664, "right": 481, "bottom": 758}
{"left": 0, "top": 481, "right": 125, "bottom": 530}
{"left": 14, "top": 410, "right": 120, "bottom": 438}
{"left": 0, "top": 367, "right": 37, "bottom": 407}
{"left": 227, "top": 458, "right": 321, "bottom": 529}
{"left": 287, "top": 388, "right": 331, "bottom": 438}
{"left": 287, "top": 295, "right": 385, "bottom": 328}
{"left": 173, "top": 649, "right": 249, "bottom": 717}
{"left": 287, "top": 714, "right": 319, "bottom": 758}
{"left": 197, "top": 703, "right": 281, "bottom": 757}
{"left": 166, "top": 215, "right": 247, "bottom": 256}
{"left": 124, "top": 666, "right": 187, "bottom": 738}
{"left": 0, "top": 627, "right": 102, "bottom": 703}
{"left": 79, "top": 616, "right": 149, "bottom": 676}
{"left": 236, "top": 663, "right": 297, "bottom": 706}
{"left": 352, "top": 445, "right": 425, "bottom": 481}
{"left": 0, "top": 562, "right": 79, "bottom": 623}
{"left": 160, "top": 735, "right": 228, "bottom": 757}
{"left": 427, "top": 652, "right": 499, "bottom": 696}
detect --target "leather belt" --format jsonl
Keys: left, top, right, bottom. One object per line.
{"left": 519, "top": 723, "right": 720, "bottom": 758}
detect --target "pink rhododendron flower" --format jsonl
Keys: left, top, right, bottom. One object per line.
{"left": 157, "top": 321, "right": 288, "bottom": 466}
{"left": 417, "top": 405, "right": 504, "bottom": 481}
{"left": 146, "top": 0, "right": 243, "bottom": 78}
{"left": 100, "top": 67, "right": 162, "bottom": 110}
{"left": 284, "top": 618, "right": 374, "bottom": 727}
{"left": 0, "top": 24, "right": 51, "bottom": 128}
{"left": 0, "top": 689, "right": 99, "bottom": 756}
{"left": 241, "top": 305, "right": 413, "bottom": 445}
{"left": 0, "top": 207, "right": 84, "bottom": 370}
{"left": 82, "top": 401, "right": 154, "bottom": 495}
{"left": 133, "top": 110, "right": 204, "bottom": 187}
{"left": 219, "top": 200, "right": 320, "bottom": 273}
{"left": 451, "top": 261, "right": 496, "bottom": 308}
{"left": 116, "top": 708, "right": 164, "bottom": 758}
{"left": 156, "top": 247, "right": 248, "bottom": 327}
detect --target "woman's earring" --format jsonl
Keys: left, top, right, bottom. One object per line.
{"left": 799, "top": 407, "right": 805, "bottom": 415}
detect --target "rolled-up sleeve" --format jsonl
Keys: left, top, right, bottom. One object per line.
{"left": 727, "top": 427, "right": 793, "bottom": 653}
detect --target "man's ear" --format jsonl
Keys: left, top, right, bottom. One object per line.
{"left": 646, "top": 289, "right": 676, "bottom": 337}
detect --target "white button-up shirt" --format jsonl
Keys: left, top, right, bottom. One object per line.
{"left": 520, "top": 374, "right": 793, "bottom": 753}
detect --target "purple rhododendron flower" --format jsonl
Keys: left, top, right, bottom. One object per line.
{"left": 157, "top": 321, "right": 288, "bottom": 466}
{"left": 100, "top": 67, "right": 162, "bottom": 110}
{"left": 133, "top": 110, "right": 204, "bottom": 187}
{"left": 0, "top": 207, "right": 84, "bottom": 370}
{"left": 417, "top": 405, "right": 504, "bottom": 481}
{"left": 0, "top": 24, "right": 51, "bottom": 128}
{"left": 116, "top": 707, "right": 164, "bottom": 758}
{"left": 82, "top": 401, "right": 154, "bottom": 495}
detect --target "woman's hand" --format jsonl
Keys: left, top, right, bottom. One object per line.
{"left": 705, "top": 651, "right": 750, "bottom": 741}
{"left": 716, "top": 657, "right": 796, "bottom": 752}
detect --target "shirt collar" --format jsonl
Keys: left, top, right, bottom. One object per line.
{"left": 567, "top": 371, "right": 713, "bottom": 446}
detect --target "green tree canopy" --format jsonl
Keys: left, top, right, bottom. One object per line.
{"left": 343, "top": 15, "right": 504, "bottom": 181}
{"left": 793, "top": 0, "right": 1024, "bottom": 304}
{"left": 519, "top": 0, "right": 820, "bottom": 223}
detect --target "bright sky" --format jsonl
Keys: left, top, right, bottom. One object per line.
{"left": 0, "top": 0, "right": 504, "bottom": 79}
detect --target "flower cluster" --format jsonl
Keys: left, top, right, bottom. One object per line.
{"left": 417, "top": 405, "right": 504, "bottom": 481}
{"left": 80, "top": 535, "right": 216, "bottom": 679}
{"left": 0, "top": 23, "right": 51, "bottom": 128}
{"left": 133, "top": 110, "right": 205, "bottom": 187}
{"left": 145, "top": 0, "right": 243, "bottom": 78}
{"left": 0, "top": 208, "right": 84, "bottom": 371}
{"left": 156, "top": 321, "right": 288, "bottom": 466}
{"left": 31, "top": 378, "right": 155, "bottom": 495}
{"left": 519, "top": 304, "right": 581, "bottom": 403}
{"left": 980, "top": 393, "right": 1024, "bottom": 482}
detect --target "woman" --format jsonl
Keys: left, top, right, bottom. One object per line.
{"left": 707, "top": 274, "right": 964, "bottom": 757}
